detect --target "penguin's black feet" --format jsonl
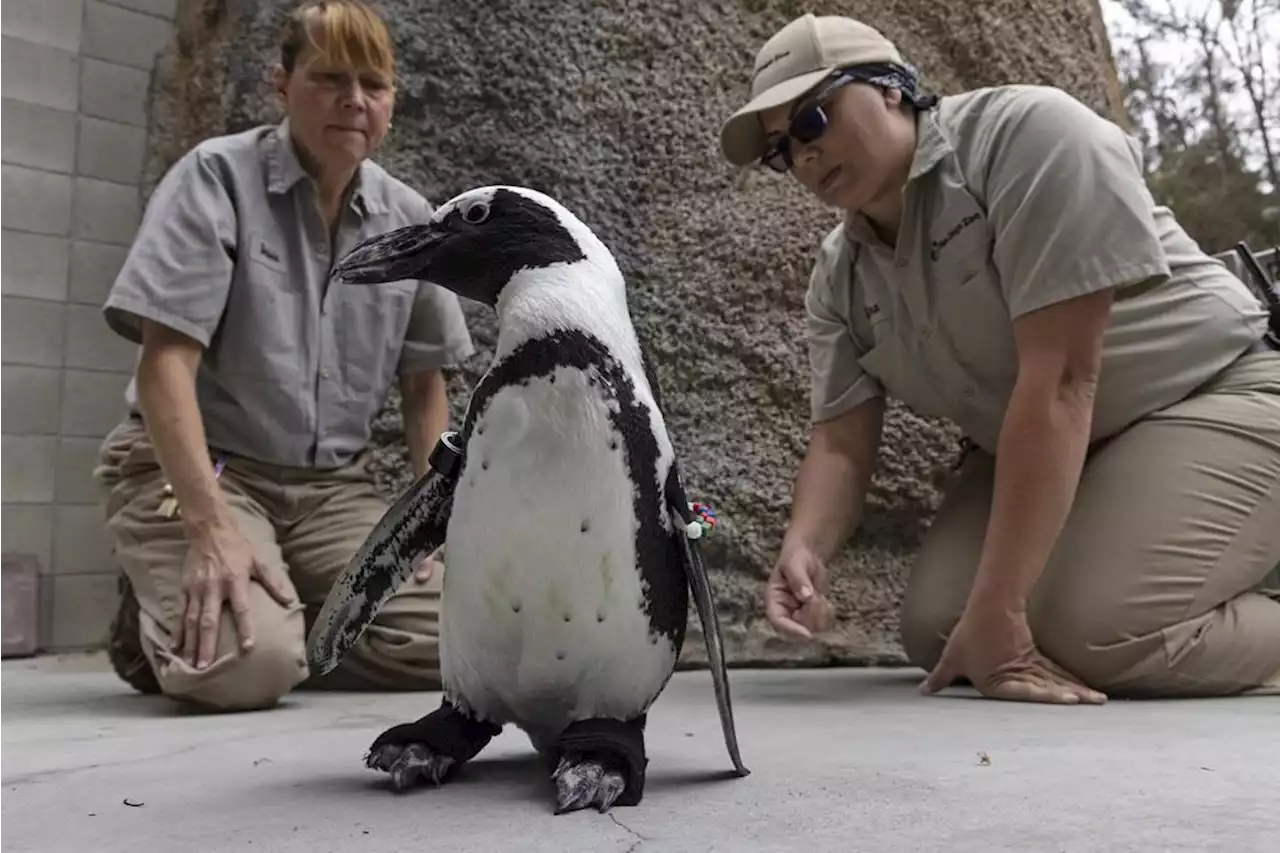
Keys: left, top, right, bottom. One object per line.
{"left": 364, "top": 698, "right": 502, "bottom": 792}
{"left": 550, "top": 715, "right": 647, "bottom": 814}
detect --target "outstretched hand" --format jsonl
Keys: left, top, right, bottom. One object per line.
{"left": 764, "top": 545, "right": 836, "bottom": 640}
{"left": 921, "top": 605, "right": 1106, "bottom": 705}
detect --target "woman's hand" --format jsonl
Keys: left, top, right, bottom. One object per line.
{"left": 764, "top": 545, "right": 836, "bottom": 640}
{"left": 921, "top": 604, "right": 1107, "bottom": 705}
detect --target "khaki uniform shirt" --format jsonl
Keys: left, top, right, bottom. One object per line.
{"left": 104, "top": 120, "right": 475, "bottom": 469}
{"left": 805, "top": 84, "right": 1269, "bottom": 453}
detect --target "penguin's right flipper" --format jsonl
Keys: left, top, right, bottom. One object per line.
{"left": 305, "top": 431, "right": 465, "bottom": 677}
{"left": 665, "top": 464, "right": 751, "bottom": 779}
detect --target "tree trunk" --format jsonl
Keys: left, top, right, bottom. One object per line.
{"left": 145, "top": 0, "right": 1129, "bottom": 668}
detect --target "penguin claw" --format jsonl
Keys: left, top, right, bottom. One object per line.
{"left": 367, "top": 742, "right": 455, "bottom": 792}
{"left": 552, "top": 755, "right": 629, "bottom": 814}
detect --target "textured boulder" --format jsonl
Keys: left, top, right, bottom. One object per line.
{"left": 144, "top": 0, "right": 1123, "bottom": 667}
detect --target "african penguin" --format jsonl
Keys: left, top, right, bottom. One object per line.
{"left": 306, "top": 185, "right": 749, "bottom": 815}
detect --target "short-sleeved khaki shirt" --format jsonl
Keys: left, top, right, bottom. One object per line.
{"left": 104, "top": 120, "right": 475, "bottom": 469}
{"left": 806, "top": 84, "right": 1269, "bottom": 452}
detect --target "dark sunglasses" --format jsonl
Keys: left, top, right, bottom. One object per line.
{"left": 760, "top": 73, "right": 858, "bottom": 173}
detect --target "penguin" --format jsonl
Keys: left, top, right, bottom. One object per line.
{"left": 305, "top": 185, "right": 750, "bottom": 815}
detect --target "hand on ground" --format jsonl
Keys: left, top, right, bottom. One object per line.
{"left": 921, "top": 605, "right": 1106, "bottom": 705}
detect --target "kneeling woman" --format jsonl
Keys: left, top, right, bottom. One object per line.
{"left": 720, "top": 13, "right": 1280, "bottom": 702}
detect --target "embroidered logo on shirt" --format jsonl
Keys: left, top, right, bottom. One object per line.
{"left": 259, "top": 242, "right": 281, "bottom": 263}
{"left": 930, "top": 212, "right": 981, "bottom": 261}
{"left": 864, "top": 302, "right": 881, "bottom": 320}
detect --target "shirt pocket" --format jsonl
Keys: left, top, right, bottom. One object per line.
{"left": 214, "top": 240, "right": 302, "bottom": 382}
{"left": 335, "top": 279, "right": 417, "bottom": 393}
{"left": 931, "top": 223, "right": 1018, "bottom": 386}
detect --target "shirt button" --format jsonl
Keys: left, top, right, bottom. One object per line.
{"left": 920, "top": 327, "right": 932, "bottom": 340}
{"left": 321, "top": 368, "right": 331, "bottom": 379}
{"left": 896, "top": 258, "right": 908, "bottom": 267}
{"left": 962, "top": 387, "right": 975, "bottom": 398}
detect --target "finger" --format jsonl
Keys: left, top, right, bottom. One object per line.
{"left": 764, "top": 596, "right": 813, "bottom": 640}
{"left": 414, "top": 555, "right": 437, "bottom": 584}
{"left": 778, "top": 561, "right": 816, "bottom": 602}
{"left": 196, "top": 581, "right": 222, "bottom": 669}
{"left": 252, "top": 560, "right": 294, "bottom": 607}
{"left": 1039, "top": 657, "right": 1108, "bottom": 704}
{"left": 989, "top": 676, "right": 1081, "bottom": 705}
{"left": 180, "top": 589, "right": 202, "bottom": 666}
{"left": 226, "top": 574, "right": 254, "bottom": 652}
{"left": 171, "top": 590, "right": 187, "bottom": 654}
{"left": 920, "top": 650, "right": 958, "bottom": 695}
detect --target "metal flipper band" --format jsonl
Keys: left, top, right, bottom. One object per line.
{"left": 429, "top": 430, "right": 465, "bottom": 480}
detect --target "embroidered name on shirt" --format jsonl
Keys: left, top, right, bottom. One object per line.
{"left": 930, "top": 212, "right": 981, "bottom": 261}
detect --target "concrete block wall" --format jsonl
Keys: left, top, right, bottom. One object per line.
{"left": 2, "top": 0, "right": 177, "bottom": 653}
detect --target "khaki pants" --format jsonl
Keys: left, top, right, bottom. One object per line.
{"left": 95, "top": 416, "right": 443, "bottom": 711}
{"left": 901, "top": 349, "right": 1280, "bottom": 698}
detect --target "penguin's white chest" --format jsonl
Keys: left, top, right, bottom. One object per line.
{"left": 438, "top": 365, "right": 678, "bottom": 730}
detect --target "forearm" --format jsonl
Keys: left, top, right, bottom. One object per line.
{"left": 400, "top": 370, "right": 450, "bottom": 477}
{"left": 135, "top": 332, "right": 229, "bottom": 536}
{"left": 782, "top": 401, "right": 883, "bottom": 562}
{"left": 968, "top": 378, "right": 1096, "bottom": 612}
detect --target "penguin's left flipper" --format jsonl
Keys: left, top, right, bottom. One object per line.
{"left": 305, "top": 431, "right": 465, "bottom": 678}
{"left": 666, "top": 464, "right": 751, "bottom": 779}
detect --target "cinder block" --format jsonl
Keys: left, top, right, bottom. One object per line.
{"left": 57, "top": 436, "right": 107, "bottom": 505}
{"left": 2, "top": 165, "right": 73, "bottom": 236}
{"left": 1, "top": 365, "right": 62, "bottom": 434}
{"left": 77, "top": 115, "right": 148, "bottom": 185}
{"left": 59, "top": 368, "right": 131, "bottom": 437}
{"left": 65, "top": 303, "right": 138, "bottom": 371}
{"left": 0, "top": 0, "right": 85, "bottom": 53}
{"left": 1, "top": 296, "right": 67, "bottom": 367}
{"left": 69, "top": 239, "right": 128, "bottom": 305}
{"left": 108, "top": 0, "right": 178, "bottom": 19}
{"left": 83, "top": 1, "right": 174, "bottom": 71}
{"left": 0, "top": 35, "right": 79, "bottom": 113}
{"left": 2, "top": 98, "right": 77, "bottom": 173}
{"left": 1, "top": 504, "right": 54, "bottom": 570}
{"left": 48, "top": 573, "right": 119, "bottom": 650}
{"left": 2, "top": 553, "right": 43, "bottom": 657}
{"left": 2, "top": 230, "right": 70, "bottom": 301}
{"left": 52, "top": 504, "right": 116, "bottom": 575}
{"left": 1, "top": 434, "right": 58, "bottom": 503}
{"left": 78, "top": 57, "right": 149, "bottom": 126}
{"left": 73, "top": 177, "right": 141, "bottom": 246}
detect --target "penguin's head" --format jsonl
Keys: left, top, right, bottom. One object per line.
{"left": 334, "top": 185, "right": 598, "bottom": 307}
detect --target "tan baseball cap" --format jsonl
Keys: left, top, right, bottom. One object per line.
{"left": 718, "top": 14, "right": 904, "bottom": 167}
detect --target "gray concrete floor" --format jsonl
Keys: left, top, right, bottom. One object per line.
{"left": 2, "top": 652, "right": 1276, "bottom": 852}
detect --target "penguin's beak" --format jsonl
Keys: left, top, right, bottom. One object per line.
{"left": 334, "top": 223, "right": 445, "bottom": 285}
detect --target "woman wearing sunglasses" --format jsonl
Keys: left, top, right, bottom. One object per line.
{"left": 719, "top": 14, "right": 1280, "bottom": 704}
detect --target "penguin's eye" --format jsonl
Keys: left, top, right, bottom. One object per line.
{"left": 462, "top": 202, "right": 490, "bottom": 225}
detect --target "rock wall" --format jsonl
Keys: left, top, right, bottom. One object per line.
{"left": 145, "top": 0, "right": 1124, "bottom": 667}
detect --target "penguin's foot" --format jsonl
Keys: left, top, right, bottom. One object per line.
{"left": 552, "top": 752, "right": 628, "bottom": 813}
{"left": 550, "top": 715, "right": 647, "bottom": 814}
{"left": 367, "top": 741, "right": 455, "bottom": 791}
{"left": 363, "top": 698, "right": 502, "bottom": 793}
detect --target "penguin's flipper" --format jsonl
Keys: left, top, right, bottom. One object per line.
{"left": 305, "top": 431, "right": 465, "bottom": 677}
{"left": 665, "top": 464, "right": 750, "bottom": 779}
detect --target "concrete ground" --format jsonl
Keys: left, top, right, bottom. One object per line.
{"left": 1, "top": 653, "right": 1275, "bottom": 853}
